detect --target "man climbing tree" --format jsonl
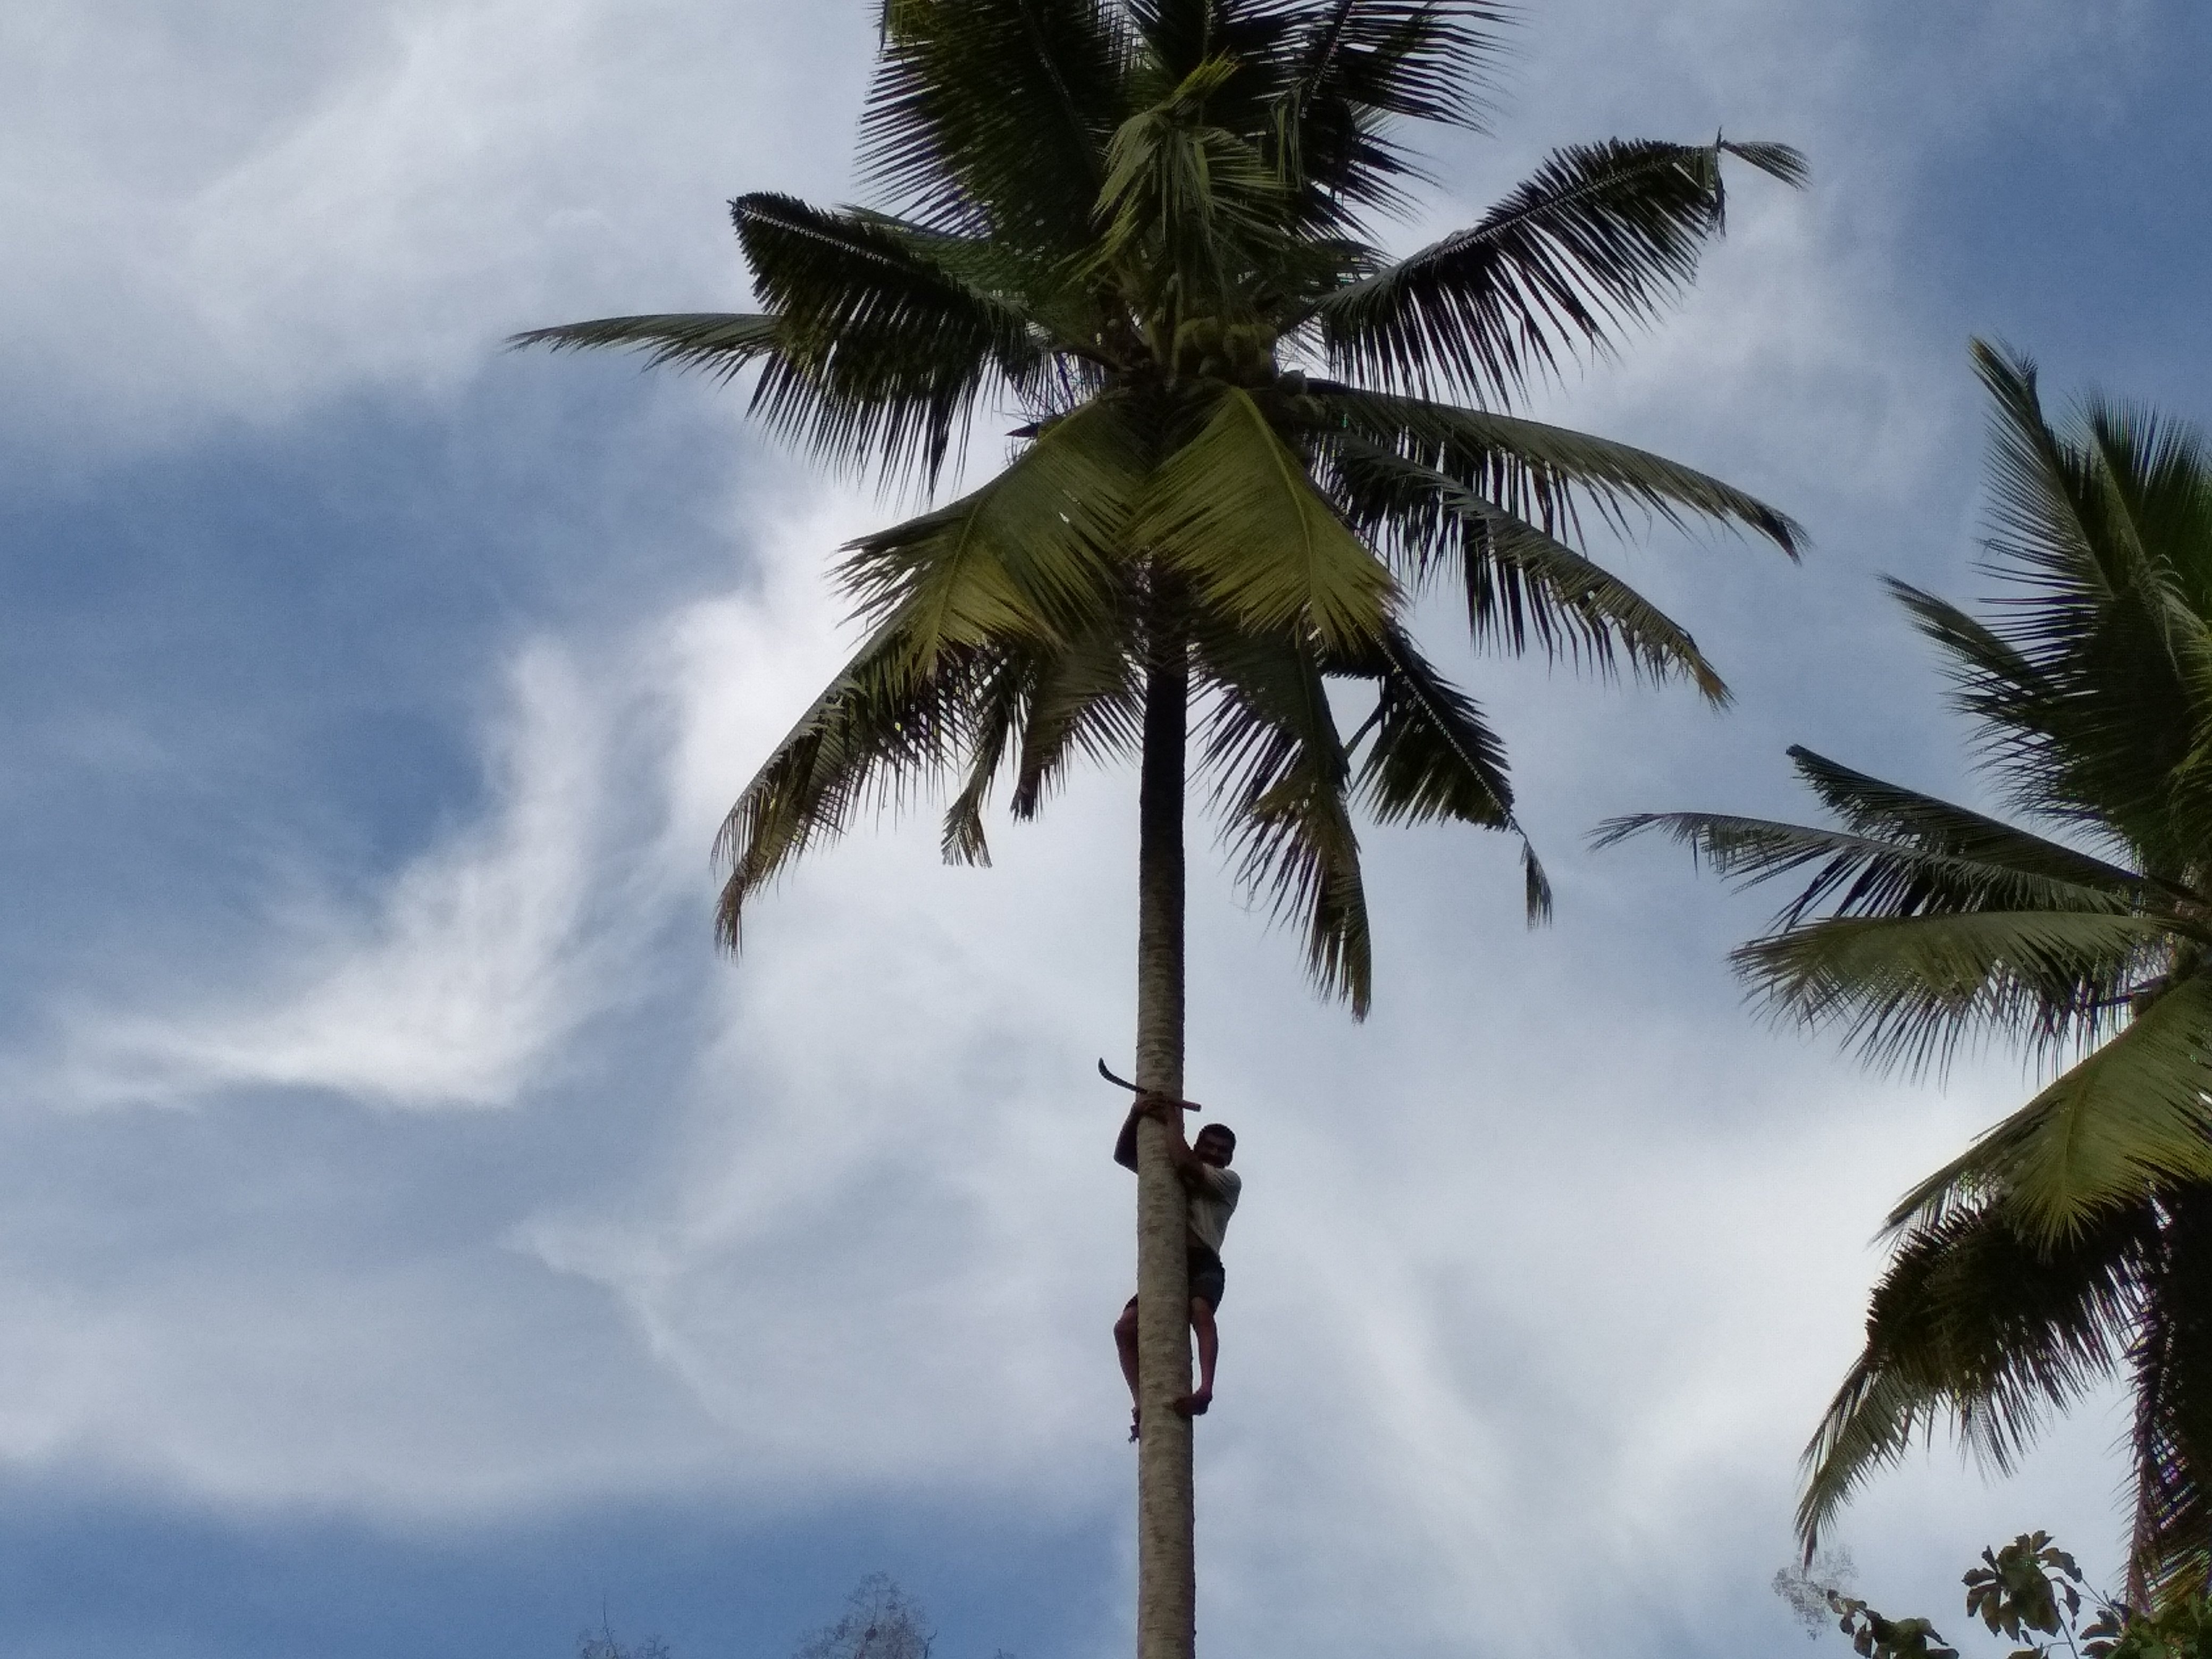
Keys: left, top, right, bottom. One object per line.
{"left": 1115, "top": 1095, "right": 1239, "bottom": 1440}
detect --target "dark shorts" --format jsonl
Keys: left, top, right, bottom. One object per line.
{"left": 1188, "top": 1247, "right": 1225, "bottom": 1311}
{"left": 1125, "top": 1248, "right": 1225, "bottom": 1313}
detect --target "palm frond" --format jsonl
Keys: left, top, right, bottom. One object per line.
{"left": 1092, "top": 55, "right": 1289, "bottom": 303}
{"left": 1137, "top": 386, "right": 1397, "bottom": 648}
{"left": 1271, "top": 1, "right": 1508, "bottom": 223}
{"left": 1346, "top": 627, "right": 1511, "bottom": 828}
{"left": 714, "top": 626, "right": 994, "bottom": 949}
{"left": 1310, "top": 138, "right": 1806, "bottom": 401}
{"left": 1797, "top": 1196, "right": 2150, "bottom": 1552}
{"left": 733, "top": 193, "right": 1052, "bottom": 485}
{"left": 941, "top": 650, "right": 1034, "bottom": 865}
{"left": 2130, "top": 1191, "right": 2212, "bottom": 1603}
{"left": 506, "top": 312, "right": 783, "bottom": 378}
{"left": 861, "top": 0, "right": 1128, "bottom": 246}
{"left": 1735, "top": 909, "right": 2174, "bottom": 1077}
{"left": 1194, "top": 621, "right": 1372, "bottom": 1014}
{"left": 1884, "top": 974, "right": 2212, "bottom": 1246}
{"left": 1595, "top": 752, "right": 2153, "bottom": 931}
{"left": 1324, "top": 433, "right": 1728, "bottom": 695}
{"left": 1314, "top": 386, "right": 1803, "bottom": 555}
{"left": 1010, "top": 609, "right": 1144, "bottom": 816}
{"left": 836, "top": 395, "right": 1146, "bottom": 666}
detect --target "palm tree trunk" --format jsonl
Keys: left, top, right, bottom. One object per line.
{"left": 1134, "top": 601, "right": 1195, "bottom": 1659}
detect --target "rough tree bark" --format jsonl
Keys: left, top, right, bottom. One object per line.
{"left": 1133, "top": 602, "right": 1195, "bottom": 1659}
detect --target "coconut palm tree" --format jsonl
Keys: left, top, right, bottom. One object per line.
{"left": 516, "top": 4, "right": 1802, "bottom": 1655}
{"left": 1604, "top": 340, "right": 2212, "bottom": 1606}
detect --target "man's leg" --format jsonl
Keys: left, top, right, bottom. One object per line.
{"left": 1172, "top": 1296, "right": 1216, "bottom": 1418}
{"left": 1115, "top": 1297, "right": 1141, "bottom": 1438}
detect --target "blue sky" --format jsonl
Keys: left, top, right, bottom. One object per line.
{"left": 4, "top": 2, "right": 2208, "bottom": 1655}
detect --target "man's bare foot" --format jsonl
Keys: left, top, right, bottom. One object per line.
{"left": 1128, "top": 1406, "right": 1141, "bottom": 1442}
{"left": 1170, "top": 1389, "right": 1212, "bottom": 1418}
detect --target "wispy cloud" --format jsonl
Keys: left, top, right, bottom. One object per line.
{"left": 52, "top": 646, "right": 610, "bottom": 1110}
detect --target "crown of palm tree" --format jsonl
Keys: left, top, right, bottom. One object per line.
{"left": 1604, "top": 340, "right": 2212, "bottom": 1602}
{"left": 518, "top": 0, "right": 1804, "bottom": 1016}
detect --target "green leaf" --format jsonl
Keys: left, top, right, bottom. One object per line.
{"left": 837, "top": 395, "right": 1146, "bottom": 668}
{"left": 1137, "top": 386, "right": 1396, "bottom": 648}
{"left": 1325, "top": 432, "right": 1729, "bottom": 696}
{"left": 1315, "top": 386, "right": 1802, "bottom": 556}
{"left": 1310, "top": 138, "right": 1806, "bottom": 401}
{"left": 1733, "top": 909, "right": 2174, "bottom": 1079}
{"left": 506, "top": 312, "right": 783, "bottom": 378}
{"left": 1887, "top": 974, "right": 2212, "bottom": 1244}
{"left": 861, "top": 0, "right": 1125, "bottom": 247}
{"left": 1194, "top": 622, "right": 1373, "bottom": 1016}
{"left": 1796, "top": 1197, "right": 2150, "bottom": 1553}
{"left": 733, "top": 192, "right": 1049, "bottom": 484}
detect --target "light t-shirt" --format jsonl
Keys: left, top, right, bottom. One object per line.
{"left": 1187, "top": 1163, "right": 1241, "bottom": 1256}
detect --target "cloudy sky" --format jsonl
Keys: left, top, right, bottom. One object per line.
{"left": 4, "top": 2, "right": 2207, "bottom": 1655}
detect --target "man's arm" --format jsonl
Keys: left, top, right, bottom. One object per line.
{"left": 1113, "top": 1093, "right": 1201, "bottom": 1172}
{"left": 1112, "top": 1100, "right": 1145, "bottom": 1171}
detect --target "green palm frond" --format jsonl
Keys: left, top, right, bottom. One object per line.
{"left": 1314, "top": 386, "right": 1803, "bottom": 554}
{"left": 1271, "top": 0, "right": 1507, "bottom": 223}
{"left": 732, "top": 193, "right": 1052, "bottom": 484}
{"left": 1936, "top": 345, "right": 2212, "bottom": 862}
{"left": 1092, "top": 56, "right": 1289, "bottom": 303}
{"left": 1325, "top": 434, "right": 1727, "bottom": 696}
{"left": 1736, "top": 909, "right": 2173, "bottom": 1076}
{"left": 941, "top": 649, "right": 1035, "bottom": 866}
{"left": 1136, "top": 386, "right": 1397, "bottom": 649}
{"left": 862, "top": 0, "right": 1126, "bottom": 245}
{"left": 714, "top": 626, "right": 992, "bottom": 948}
{"left": 505, "top": 312, "right": 783, "bottom": 378}
{"left": 1784, "top": 747, "right": 2153, "bottom": 903}
{"left": 1309, "top": 138, "right": 1806, "bottom": 401}
{"left": 1009, "top": 609, "right": 1144, "bottom": 816}
{"left": 1194, "top": 622, "right": 1372, "bottom": 1014}
{"left": 1797, "top": 1196, "right": 2150, "bottom": 1552}
{"left": 836, "top": 395, "right": 1146, "bottom": 665}
{"left": 1595, "top": 811, "right": 2150, "bottom": 940}
{"left": 1884, "top": 974, "right": 2212, "bottom": 1245}
{"left": 1343, "top": 627, "right": 1512, "bottom": 829}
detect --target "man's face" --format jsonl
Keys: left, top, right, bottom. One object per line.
{"left": 1194, "top": 1129, "right": 1233, "bottom": 1168}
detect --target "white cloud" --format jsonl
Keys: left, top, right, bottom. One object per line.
{"left": 0, "top": 0, "right": 2186, "bottom": 1651}
{"left": 53, "top": 644, "right": 611, "bottom": 1109}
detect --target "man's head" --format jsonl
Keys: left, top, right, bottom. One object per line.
{"left": 1193, "top": 1124, "right": 1236, "bottom": 1167}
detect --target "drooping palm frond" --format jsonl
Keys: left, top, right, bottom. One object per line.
{"left": 1325, "top": 435, "right": 1728, "bottom": 695}
{"left": 1343, "top": 626, "right": 1511, "bottom": 829}
{"left": 1310, "top": 138, "right": 1807, "bottom": 402}
{"left": 714, "top": 625, "right": 993, "bottom": 947}
{"left": 1733, "top": 909, "right": 2173, "bottom": 1078}
{"left": 1797, "top": 1195, "right": 2151, "bottom": 1553}
{"left": 1008, "top": 607, "right": 1145, "bottom": 816}
{"left": 1313, "top": 386, "right": 1803, "bottom": 553}
{"left": 1193, "top": 620, "right": 1372, "bottom": 1013}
